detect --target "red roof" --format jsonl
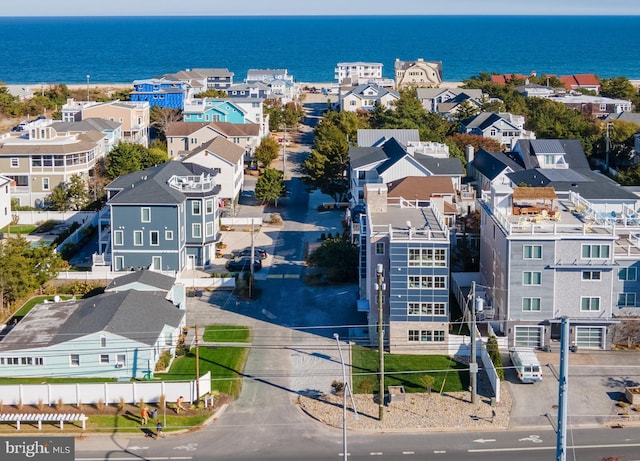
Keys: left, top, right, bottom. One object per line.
{"left": 558, "top": 74, "right": 600, "bottom": 91}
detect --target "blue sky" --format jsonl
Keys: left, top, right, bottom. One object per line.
{"left": 3, "top": 0, "right": 639, "bottom": 16}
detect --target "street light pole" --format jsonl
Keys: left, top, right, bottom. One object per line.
{"left": 469, "top": 281, "right": 478, "bottom": 404}
{"left": 376, "top": 264, "right": 385, "bottom": 421}
{"left": 86, "top": 74, "right": 90, "bottom": 101}
{"left": 334, "top": 333, "right": 359, "bottom": 461}
{"left": 282, "top": 114, "right": 286, "bottom": 179}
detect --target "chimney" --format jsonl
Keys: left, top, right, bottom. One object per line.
{"left": 465, "top": 144, "right": 475, "bottom": 164}
{"left": 364, "top": 183, "right": 387, "bottom": 213}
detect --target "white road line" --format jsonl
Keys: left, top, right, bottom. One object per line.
{"left": 402, "top": 451, "right": 415, "bottom": 455}
{"left": 433, "top": 450, "right": 447, "bottom": 454}
{"left": 370, "top": 452, "right": 383, "bottom": 456}
{"left": 469, "top": 442, "right": 640, "bottom": 453}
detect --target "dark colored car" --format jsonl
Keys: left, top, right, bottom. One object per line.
{"left": 239, "top": 247, "right": 267, "bottom": 259}
{"left": 226, "top": 256, "right": 262, "bottom": 272}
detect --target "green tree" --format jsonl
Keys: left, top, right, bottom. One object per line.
{"left": 600, "top": 77, "right": 637, "bottom": 101}
{"left": 254, "top": 168, "right": 285, "bottom": 206}
{"left": 193, "top": 89, "right": 228, "bottom": 98}
{"left": 453, "top": 99, "right": 480, "bottom": 125}
{"left": 418, "top": 375, "right": 436, "bottom": 394}
{"left": 307, "top": 234, "right": 358, "bottom": 283}
{"left": 0, "top": 83, "right": 23, "bottom": 117}
{"left": 45, "top": 175, "right": 89, "bottom": 211}
{"left": 144, "top": 145, "right": 170, "bottom": 169}
{"left": 105, "top": 142, "right": 146, "bottom": 178}
{"left": 47, "top": 184, "right": 72, "bottom": 211}
{"left": 254, "top": 136, "right": 280, "bottom": 168}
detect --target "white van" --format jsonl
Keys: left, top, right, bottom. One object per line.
{"left": 509, "top": 347, "right": 543, "bottom": 383}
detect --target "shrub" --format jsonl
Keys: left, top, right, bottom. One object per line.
{"left": 37, "top": 398, "right": 45, "bottom": 411}
{"left": 155, "top": 350, "right": 172, "bottom": 370}
{"left": 158, "top": 394, "right": 166, "bottom": 411}
{"left": 96, "top": 399, "right": 105, "bottom": 411}
{"left": 17, "top": 399, "right": 23, "bottom": 410}
{"left": 117, "top": 397, "right": 125, "bottom": 412}
{"left": 331, "top": 380, "right": 344, "bottom": 395}
{"left": 418, "top": 375, "right": 436, "bottom": 394}
{"left": 486, "top": 336, "right": 505, "bottom": 380}
{"left": 358, "top": 378, "right": 375, "bottom": 394}
{"left": 56, "top": 398, "right": 63, "bottom": 410}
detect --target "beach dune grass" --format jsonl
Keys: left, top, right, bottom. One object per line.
{"left": 202, "top": 325, "right": 251, "bottom": 343}
{"left": 351, "top": 345, "right": 468, "bottom": 394}
{"left": 163, "top": 346, "right": 248, "bottom": 398}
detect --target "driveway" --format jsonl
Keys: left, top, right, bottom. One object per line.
{"left": 506, "top": 349, "right": 640, "bottom": 428}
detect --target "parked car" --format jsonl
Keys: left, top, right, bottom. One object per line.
{"left": 239, "top": 247, "right": 268, "bottom": 259}
{"left": 226, "top": 256, "right": 262, "bottom": 272}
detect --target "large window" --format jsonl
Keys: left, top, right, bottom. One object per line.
{"left": 375, "top": 242, "right": 385, "bottom": 255}
{"left": 141, "top": 207, "right": 151, "bottom": 223}
{"left": 619, "top": 267, "right": 637, "bottom": 281}
{"left": 192, "top": 223, "right": 201, "bottom": 238}
{"left": 100, "top": 354, "right": 110, "bottom": 364}
{"left": 581, "top": 297, "right": 601, "bottom": 311}
{"left": 114, "top": 230, "right": 124, "bottom": 246}
{"left": 407, "top": 302, "right": 446, "bottom": 316}
{"left": 133, "top": 230, "right": 143, "bottom": 246}
{"left": 523, "top": 271, "right": 541, "bottom": 286}
{"left": 206, "top": 221, "right": 214, "bottom": 237}
{"left": 523, "top": 245, "right": 542, "bottom": 259}
{"left": 205, "top": 199, "right": 214, "bottom": 215}
{"left": 582, "top": 271, "right": 601, "bottom": 281}
{"left": 150, "top": 231, "right": 159, "bottom": 246}
{"left": 408, "top": 276, "right": 447, "bottom": 289}
{"left": 408, "top": 330, "right": 446, "bottom": 342}
{"left": 192, "top": 200, "right": 201, "bottom": 215}
{"left": 522, "top": 298, "right": 541, "bottom": 311}
{"left": 618, "top": 293, "right": 636, "bottom": 307}
{"left": 582, "top": 244, "right": 610, "bottom": 259}
{"left": 408, "top": 248, "right": 447, "bottom": 267}
{"left": 42, "top": 177, "right": 50, "bottom": 190}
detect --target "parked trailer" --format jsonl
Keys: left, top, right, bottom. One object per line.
{"left": 509, "top": 347, "right": 543, "bottom": 383}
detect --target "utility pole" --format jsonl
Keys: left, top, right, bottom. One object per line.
{"left": 282, "top": 114, "right": 287, "bottom": 179}
{"left": 605, "top": 122, "right": 613, "bottom": 171}
{"left": 86, "top": 74, "right": 90, "bottom": 102}
{"left": 334, "top": 334, "right": 359, "bottom": 461}
{"left": 376, "top": 264, "right": 385, "bottom": 421}
{"left": 195, "top": 324, "right": 200, "bottom": 402}
{"left": 556, "top": 317, "right": 570, "bottom": 461}
{"left": 249, "top": 218, "right": 255, "bottom": 299}
{"left": 469, "top": 281, "right": 478, "bottom": 404}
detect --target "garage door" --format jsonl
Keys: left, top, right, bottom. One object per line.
{"left": 575, "top": 326, "right": 604, "bottom": 349}
{"left": 514, "top": 326, "right": 543, "bottom": 347}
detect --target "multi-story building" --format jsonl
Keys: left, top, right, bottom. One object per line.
{"left": 394, "top": 58, "right": 443, "bottom": 90}
{"left": 459, "top": 112, "right": 536, "bottom": 148}
{"left": 98, "top": 161, "right": 221, "bottom": 273}
{"left": 339, "top": 84, "right": 399, "bottom": 112}
{"left": 52, "top": 118, "right": 122, "bottom": 154}
{"left": 334, "top": 62, "right": 383, "bottom": 85}
{"left": 0, "top": 175, "right": 12, "bottom": 230}
{"left": 0, "top": 119, "right": 103, "bottom": 207}
{"left": 130, "top": 78, "right": 190, "bottom": 109}
{"left": 358, "top": 183, "right": 451, "bottom": 354}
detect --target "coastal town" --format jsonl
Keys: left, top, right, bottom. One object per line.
{"left": 0, "top": 56, "right": 640, "bottom": 460}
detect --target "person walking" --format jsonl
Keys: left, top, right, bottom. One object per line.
{"left": 176, "top": 396, "right": 186, "bottom": 414}
{"left": 155, "top": 419, "right": 164, "bottom": 439}
{"left": 140, "top": 406, "right": 149, "bottom": 425}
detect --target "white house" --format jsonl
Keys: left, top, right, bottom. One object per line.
{"left": 339, "top": 84, "right": 399, "bottom": 112}
{"left": 334, "top": 62, "right": 383, "bottom": 85}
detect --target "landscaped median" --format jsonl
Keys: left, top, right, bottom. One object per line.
{"left": 0, "top": 324, "right": 250, "bottom": 434}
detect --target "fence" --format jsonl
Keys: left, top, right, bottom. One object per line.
{"left": 0, "top": 372, "right": 211, "bottom": 406}
{"left": 15, "top": 211, "right": 96, "bottom": 226}
{"left": 220, "top": 216, "right": 263, "bottom": 227}
{"left": 448, "top": 334, "right": 501, "bottom": 403}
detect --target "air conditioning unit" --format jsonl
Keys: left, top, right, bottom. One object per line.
{"left": 115, "top": 363, "right": 124, "bottom": 368}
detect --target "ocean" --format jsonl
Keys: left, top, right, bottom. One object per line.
{"left": 0, "top": 15, "right": 639, "bottom": 84}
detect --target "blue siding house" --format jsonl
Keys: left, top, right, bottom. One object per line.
{"left": 360, "top": 183, "right": 451, "bottom": 354}
{"left": 104, "top": 161, "right": 221, "bottom": 273}
{"left": 183, "top": 98, "right": 247, "bottom": 124}
{"left": 130, "top": 78, "right": 188, "bottom": 109}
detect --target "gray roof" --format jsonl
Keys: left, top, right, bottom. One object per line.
{"left": 0, "top": 291, "right": 184, "bottom": 351}
{"left": 603, "top": 112, "right": 640, "bottom": 125}
{"left": 349, "top": 146, "right": 388, "bottom": 169}
{"left": 376, "top": 138, "right": 414, "bottom": 175}
{"left": 191, "top": 68, "right": 234, "bottom": 78}
{"left": 471, "top": 149, "right": 525, "bottom": 180}
{"left": 106, "top": 269, "right": 175, "bottom": 292}
{"left": 344, "top": 84, "right": 398, "bottom": 101}
{"left": 357, "top": 129, "right": 420, "bottom": 147}
{"left": 52, "top": 118, "right": 121, "bottom": 133}
{"left": 106, "top": 161, "right": 213, "bottom": 205}
{"left": 506, "top": 167, "right": 639, "bottom": 201}
{"left": 416, "top": 88, "right": 483, "bottom": 100}
{"left": 514, "top": 139, "right": 590, "bottom": 170}
{"left": 460, "top": 112, "right": 506, "bottom": 131}
{"left": 414, "top": 155, "right": 464, "bottom": 175}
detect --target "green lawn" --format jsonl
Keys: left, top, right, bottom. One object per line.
{"left": 351, "top": 345, "right": 468, "bottom": 394}
{"left": 161, "top": 346, "right": 248, "bottom": 398}
{"left": 86, "top": 413, "right": 213, "bottom": 433}
{"left": 202, "top": 325, "right": 251, "bottom": 342}
{"left": 0, "top": 224, "right": 37, "bottom": 234}
{"left": 9, "top": 295, "right": 74, "bottom": 322}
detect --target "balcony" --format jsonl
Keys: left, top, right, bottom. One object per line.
{"left": 167, "top": 174, "right": 216, "bottom": 193}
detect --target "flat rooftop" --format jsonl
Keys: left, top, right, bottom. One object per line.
{"left": 369, "top": 201, "right": 449, "bottom": 242}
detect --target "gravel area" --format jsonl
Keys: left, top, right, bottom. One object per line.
{"left": 298, "top": 383, "right": 512, "bottom": 432}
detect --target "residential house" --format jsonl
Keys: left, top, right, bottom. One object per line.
{"left": 558, "top": 74, "right": 601, "bottom": 94}
{"left": 52, "top": 118, "right": 122, "bottom": 154}
{"left": 182, "top": 98, "right": 268, "bottom": 137}
{"left": 246, "top": 68, "right": 298, "bottom": 102}
{"left": 130, "top": 78, "right": 191, "bottom": 109}
{"left": 81, "top": 100, "right": 150, "bottom": 147}
{"left": 356, "top": 129, "right": 420, "bottom": 148}
{"left": 348, "top": 136, "right": 463, "bottom": 205}
{"left": 190, "top": 68, "right": 235, "bottom": 90}
{"left": 6, "top": 85, "right": 34, "bottom": 101}
{"left": 181, "top": 136, "right": 245, "bottom": 204}
{"left": 416, "top": 88, "right": 485, "bottom": 117}
{"left": 0, "top": 287, "right": 185, "bottom": 379}
{"left": 339, "top": 83, "right": 399, "bottom": 112}
{"left": 459, "top": 112, "right": 535, "bottom": 148}
{"left": 476, "top": 139, "right": 640, "bottom": 349}
{"left": 394, "top": 58, "right": 443, "bottom": 89}
{"left": 226, "top": 81, "right": 272, "bottom": 99}
{"left": 166, "top": 121, "right": 261, "bottom": 162}
{"left": 100, "top": 161, "right": 221, "bottom": 272}
{"left": 0, "top": 119, "right": 103, "bottom": 207}
{"left": 334, "top": 62, "right": 384, "bottom": 85}
{"left": 387, "top": 176, "right": 458, "bottom": 226}
{"left": 514, "top": 82, "right": 561, "bottom": 98}
{"left": 358, "top": 182, "right": 451, "bottom": 354}
{"left": 104, "top": 269, "right": 186, "bottom": 309}
{"left": 547, "top": 94, "right": 632, "bottom": 118}
{"left": 0, "top": 175, "right": 12, "bottom": 231}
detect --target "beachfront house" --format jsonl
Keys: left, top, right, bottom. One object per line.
{"left": 130, "top": 78, "right": 190, "bottom": 109}
{"left": 339, "top": 83, "right": 399, "bottom": 112}
{"left": 394, "top": 58, "right": 443, "bottom": 89}
{"left": 416, "top": 88, "right": 486, "bottom": 118}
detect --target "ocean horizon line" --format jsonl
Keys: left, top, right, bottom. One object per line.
{"left": 2, "top": 14, "right": 640, "bottom": 18}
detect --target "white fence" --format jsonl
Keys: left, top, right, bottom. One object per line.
{"left": 0, "top": 372, "right": 211, "bottom": 406}
{"left": 220, "top": 216, "right": 263, "bottom": 227}
{"left": 448, "top": 334, "right": 501, "bottom": 403}
{"left": 16, "top": 211, "right": 96, "bottom": 226}
{"left": 56, "top": 271, "right": 236, "bottom": 289}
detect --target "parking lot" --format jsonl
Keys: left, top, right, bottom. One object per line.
{"left": 506, "top": 349, "right": 640, "bottom": 428}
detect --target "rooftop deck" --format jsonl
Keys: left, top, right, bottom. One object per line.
{"left": 369, "top": 197, "right": 449, "bottom": 241}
